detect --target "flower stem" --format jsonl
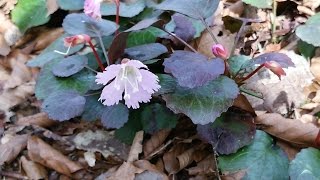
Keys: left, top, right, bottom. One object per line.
{"left": 97, "top": 34, "right": 110, "bottom": 66}
{"left": 199, "top": 16, "right": 219, "bottom": 44}
{"left": 115, "top": 0, "right": 120, "bottom": 35}
{"left": 239, "top": 64, "right": 264, "bottom": 83}
{"left": 87, "top": 40, "right": 105, "bottom": 71}
{"left": 162, "top": 28, "right": 197, "bottom": 53}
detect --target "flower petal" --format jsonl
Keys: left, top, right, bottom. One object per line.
{"left": 124, "top": 86, "right": 152, "bottom": 109}
{"left": 99, "top": 81, "right": 124, "bottom": 106}
{"left": 139, "top": 69, "right": 161, "bottom": 93}
{"left": 96, "top": 64, "right": 122, "bottom": 85}
{"left": 126, "top": 60, "right": 148, "bottom": 69}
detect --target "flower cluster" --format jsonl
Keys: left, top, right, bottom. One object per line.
{"left": 96, "top": 58, "right": 161, "bottom": 109}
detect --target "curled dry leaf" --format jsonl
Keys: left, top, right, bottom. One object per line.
{"left": 16, "top": 112, "right": 56, "bottom": 128}
{"left": 27, "top": 136, "right": 83, "bottom": 176}
{"left": 163, "top": 143, "right": 189, "bottom": 174}
{"left": 255, "top": 113, "right": 319, "bottom": 147}
{"left": 276, "top": 139, "right": 300, "bottom": 161}
{"left": 33, "top": 28, "right": 64, "bottom": 52}
{"left": 0, "top": 134, "right": 28, "bottom": 165}
{"left": 21, "top": 156, "right": 47, "bottom": 180}
{"left": 143, "top": 129, "right": 171, "bottom": 157}
{"left": 177, "top": 147, "right": 196, "bottom": 170}
{"left": 187, "top": 155, "right": 215, "bottom": 176}
{"left": 127, "top": 131, "right": 144, "bottom": 162}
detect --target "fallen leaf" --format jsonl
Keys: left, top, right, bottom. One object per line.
{"left": 84, "top": 151, "right": 96, "bottom": 167}
{"left": 177, "top": 147, "right": 196, "bottom": 170}
{"left": 163, "top": 143, "right": 189, "bottom": 174}
{"left": 21, "top": 156, "right": 47, "bottom": 180}
{"left": 221, "top": 170, "right": 247, "bottom": 180}
{"left": 187, "top": 155, "right": 215, "bottom": 176}
{"left": 276, "top": 139, "right": 300, "bottom": 161}
{"left": 0, "top": 11, "right": 21, "bottom": 55}
{"left": 27, "top": 136, "right": 83, "bottom": 175}
{"left": 46, "top": 0, "right": 59, "bottom": 16}
{"left": 33, "top": 28, "right": 64, "bottom": 51}
{"left": 107, "top": 162, "right": 144, "bottom": 180}
{"left": 311, "top": 56, "right": 320, "bottom": 82}
{"left": 143, "top": 129, "right": 171, "bottom": 157}
{"left": 0, "top": 134, "right": 28, "bottom": 165}
{"left": 16, "top": 112, "right": 56, "bottom": 128}
{"left": 0, "top": 0, "right": 18, "bottom": 14}
{"left": 255, "top": 113, "right": 319, "bottom": 147}
{"left": 134, "top": 160, "right": 168, "bottom": 180}
{"left": 127, "top": 131, "right": 144, "bottom": 162}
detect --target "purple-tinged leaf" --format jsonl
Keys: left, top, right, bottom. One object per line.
{"left": 155, "top": 0, "right": 219, "bottom": 19}
{"left": 155, "top": 74, "right": 177, "bottom": 95}
{"left": 124, "top": 43, "right": 168, "bottom": 62}
{"left": 163, "top": 76, "right": 239, "bottom": 125}
{"left": 172, "top": 14, "right": 196, "bottom": 42}
{"left": 197, "top": 107, "right": 256, "bottom": 155}
{"left": 252, "top": 52, "right": 295, "bottom": 68}
{"left": 62, "top": 13, "right": 118, "bottom": 37}
{"left": 163, "top": 51, "right": 225, "bottom": 88}
{"left": 52, "top": 55, "right": 88, "bottom": 77}
{"left": 101, "top": 103, "right": 129, "bottom": 129}
{"left": 42, "top": 90, "right": 86, "bottom": 121}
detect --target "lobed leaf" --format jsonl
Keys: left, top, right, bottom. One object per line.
{"left": 155, "top": 74, "right": 177, "bottom": 95}
{"left": 219, "top": 130, "right": 289, "bottom": 180}
{"left": 163, "top": 51, "right": 225, "bottom": 88}
{"left": 62, "top": 13, "right": 118, "bottom": 37}
{"left": 82, "top": 94, "right": 104, "bottom": 121}
{"left": 172, "top": 14, "right": 196, "bottom": 42}
{"left": 155, "top": 0, "right": 219, "bottom": 19}
{"left": 52, "top": 55, "right": 88, "bottom": 77}
{"left": 251, "top": 52, "right": 295, "bottom": 68}
{"left": 101, "top": 104, "right": 129, "bottom": 129}
{"left": 35, "top": 59, "right": 95, "bottom": 100}
{"left": 42, "top": 90, "right": 86, "bottom": 121}
{"left": 289, "top": 148, "right": 320, "bottom": 180}
{"left": 101, "top": 0, "right": 145, "bottom": 17}
{"left": 197, "top": 108, "right": 256, "bottom": 155}
{"left": 163, "top": 76, "right": 239, "bottom": 125}
{"left": 296, "top": 13, "right": 320, "bottom": 47}
{"left": 124, "top": 43, "right": 168, "bottom": 62}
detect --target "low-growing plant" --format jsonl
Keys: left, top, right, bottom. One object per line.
{"left": 29, "top": 0, "right": 295, "bottom": 155}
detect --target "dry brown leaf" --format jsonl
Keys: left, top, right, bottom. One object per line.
{"left": 0, "top": 11, "right": 21, "bottom": 55}
{"left": 27, "top": 136, "right": 83, "bottom": 176}
{"left": 163, "top": 143, "right": 189, "bottom": 174}
{"left": 33, "top": 28, "right": 64, "bottom": 52}
{"left": 276, "top": 139, "right": 300, "bottom": 161}
{"left": 221, "top": 170, "right": 247, "bottom": 180}
{"left": 0, "top": 0, "right": 18, "bottom": 14}
{"left": 255, "top": 113, "right": 319, "bottom": 147}
{"left": 143, "top": 129, "right": 171, "bottom": 157}
{"left": 311, "top": 57, "right": 320, "bottom": 82}
{"left": 134, "top": 160, "right": 168, "bottom": 180}
{"left": 177, "top": 148, "right": 195, "bottom": 170}
{"left": 127, "top": 131, "right": 143, "bottom": 162}
{"left": 187, "top": 155, "right": 215, "bottom": 176}
{"left": 16, "top": 112, "right": 56, "bottom": 128}
{"left": 46, "top": 0, "right": 59, "bottom": 16}
{"left": 232, "top": 94, "right": 256, "bottom": 115}
{"left": 20, "top": 156, "right": 47, "bottom": 180}
{"left": 107, "top": 162, "right": 144, "bottom": 180}
{"left": 0, "top": 134, "right": 28, "bottom": 165}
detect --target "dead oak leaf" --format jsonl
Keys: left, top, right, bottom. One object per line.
{"left": 27, "top": 136, "right": 83, "bottom": 176}
{"left": 0, "top": 0, "right": 18, "bottom": 14}
{"left": 0, "top": 134, "right": 28, "bottom": 165}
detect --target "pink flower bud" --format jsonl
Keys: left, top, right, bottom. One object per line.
{"left": 64, "top": 34, "right": 91, "bottom": 47}
{"left": 84, "top": 0, "right": 102, "bottom": 19}
{"left": 212, "top": 44, "right": 228, "bottom": 59}
{"left": 264, "top": 61, "right": 286, "bottom": 79}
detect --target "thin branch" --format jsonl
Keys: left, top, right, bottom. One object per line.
{"left": 271, "top": 0, "right": 278, "bottom": 43}
{"left": 87, "top": 40, "right": 105, "bottom": 71}
{"left": 199, "top": 16, "right": 219, "bottom": 44}
{"left": 230, "top": 21, "right": 246, "bottom": 57}
{"left": 239, "top": 64, "right": 264, "bottom": 83}
{"left": 162, "top": 28, "right": 197, "bottom": 53}
{"left": 97, "top": 34, "right": 110, "bottom": 66}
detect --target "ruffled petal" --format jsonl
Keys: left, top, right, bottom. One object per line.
{"left": 99, "top": 81, "right": 124, "bottom": 106}
{"left": 139, "top": 69, "right": 161, "bottom": 93}
{"left": 95, "top": 64, "right": 122, "bottom": 85}
{"left": 124, "top": 85, "right": 152, "bottom": 109}
{"left": 126, "top": 60, "right": 148, "bottom": 69}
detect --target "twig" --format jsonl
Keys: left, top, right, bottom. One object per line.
{"left": 162, "top": 28, "right": 197, "bottom": 53}
{"left": 199, "top": 16, "right": 219, "bottom": 44}
{"left": 239, "top": 64, "right": 264, "bottom": 83}
{"left": 271, "top": 0, "right": 278, "bottom": 43}
{"left": 212, "top": 148, "right": 221, "bottom": 180}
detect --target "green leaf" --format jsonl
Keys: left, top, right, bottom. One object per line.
{"left": 101, "top": 104, "right": 129, "bottom": 129}
{"left": 155, "top": 0, "right": 219, "bottom": 19}
{"left": 57, "top": 0, "right": 84, "bottom": 10}
{"left": 140, "top": 103, "right": 178, "bottom": 134}
{"left": 219, "top": 130, "right": 289, "bottom": 180}
{"left": 11, "top": 0, "right": 50, "bottom": 33}
{"left": 289, "top": 148, "right": 320, "bottom": 180}
{"left": 126, "top": 27, "right": 166, "bottom": 47}
{"left": 197, "top": 108, "right": 256, "bottom": 155}
{"left": 101, "top": 0, "right": 146, "bottom": 17}
{"left": 298, "top": 40, "right": 316, "bottom": 60}
{"left": 52, "top": 55, "right": 88, "bottom": 77}
{"left": 242, "top": 0, "right": 272, "bottom": 8}
{"left": 228, "top": 55, "right": 252, "bottom": 76}
{"left": 82, "top": 94, "right": 105, "bottom": 121}
{"left": 296, "top": 13, "right": 320, "bottom": 47}
{"left": 124, "top": 43, "right": 168, "bottom": 62}
{"left": 35, "top": 59, "right": 96, "bottom": 100}
{"left": 27, "top": 34, "right": 84, "bottom": 67}
{"left": 42, "top": 90, "right": 86, "bottom": 121}
{"left": 115, "top": 110, "right": 143, "bottom": 144}
{"left": 163, "top": 76, "right": 239, "bottom": 125}
{"left": 155, "top": 74, "right": 177, "bottom": 95}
